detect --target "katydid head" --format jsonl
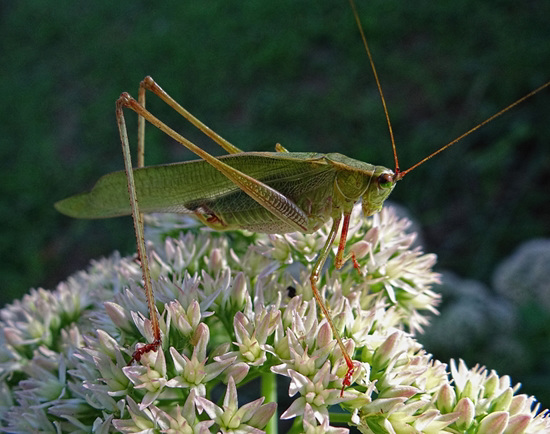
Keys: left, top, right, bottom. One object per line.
{"left": 362, "top": 167, "right": 397, "bottom": 216}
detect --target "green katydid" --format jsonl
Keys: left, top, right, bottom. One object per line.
{"left": 54, "top": 0, "right": 550, "bottom": 390}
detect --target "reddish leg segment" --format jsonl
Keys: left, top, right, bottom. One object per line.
{"left": 311, "top": 212, "right": 358, "bottom": 395}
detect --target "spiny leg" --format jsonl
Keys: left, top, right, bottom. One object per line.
{"left": 310, "top": 215, "right": 356, "bottom": 393}
{"left": 116, "top": 100, "right": 162, "bottom": 363}
{"left": 137, "top": 84, "right": 146, "bottom": 168}
{"left": 334, "top": 212, "right": 362, "bottom": 272}
{"left": 139, "top": 76, "right": 242, "bottom": 155}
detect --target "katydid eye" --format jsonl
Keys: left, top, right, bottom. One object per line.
{"left": 377, "top": 173, "right": 393, "bottom": 188}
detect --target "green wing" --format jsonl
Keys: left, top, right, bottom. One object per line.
{"left": 55, "top": 152, "right": 332, "bottom": 219}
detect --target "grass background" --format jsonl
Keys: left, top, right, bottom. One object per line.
{"left": 2, "top": 0, "right": 549, "bottom": 411}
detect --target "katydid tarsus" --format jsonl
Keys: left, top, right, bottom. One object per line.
{"left": 54, "top": 0, "right": 550, "bottom": 391}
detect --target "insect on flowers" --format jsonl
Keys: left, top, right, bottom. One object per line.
{"left": 55, "top": 0, "right": 549, "bottom": 391}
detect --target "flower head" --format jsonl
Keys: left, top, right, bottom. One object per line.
{"left": 1, "top": 205, "right": 548, "bottom": 432}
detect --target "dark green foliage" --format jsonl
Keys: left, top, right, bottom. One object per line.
{"left": 1, "top": 0, "right": 549, "bottom": 303}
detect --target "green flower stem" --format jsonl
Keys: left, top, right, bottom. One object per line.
{"left": 329, "top": 411, "right": 352, "bottom": 425}
{"left": 288, "top": 416, "right": 305, "bottom": 434}
{"left": 262, "top": 370, "right": 278, "bottom": 434}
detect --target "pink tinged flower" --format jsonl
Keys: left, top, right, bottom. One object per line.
{"left": 378, "top": 385, "right": 421, "bottom": 400}
{"left": 287, "top": 345, "right": 318, "bottom": 378}
{"left": 229, "top": 241, "right": 274, "bottom": 278}
{"left": 289, "top": 299, "right": 318, "bottom": 341}
{"left": 508, "top": 393, "right": 538, "bottom": 416}
{"left": 265, "top": 233, "right": 294, "bottom": 264}
{"left": 436, "top": 383, "right": 456, "bottom": 414}
{"left": 94, "top": 329, "right": 125, "bottom": 360}
{"left": 166, "top": 325, "right": 235, "bottom": 393}
{"left": 253, "top": 307, "right": 280, "bottom": 345}
{"left": 233, "top": 313, "right": 264, "bottom": 364}
{"left": 273, "top": 321, "right": 291, "bottom": 360}
{"left": 200, "top": 268, "right": 231, "bottom": 309}
{"left": 316, "top": 320, "right": 333, "bottom": 349}
{"left": 229, "top": 272, "right": 248, "bottom": 310}
{"left": 359, "top": 397, "right": 409, "bottom": 415}
{"left": 355, "top": 398, "right": 458, "bottom": 433}
{"left": 281, "top": 362, "right": 348, "bottom": 424}
{"left": 112, "top": 396, "right": 156, "bottom": 432}
{"left": 530, "top": 408, "right": 550, "bottom": 431}
{"left": 155, "top": 390, "right": 214, "bottom": 434}
{"left": 233, "top": 309, "right": 279, "bottom": 366}
{"left": 504, "top": 414, "right": 532, "bottom": 434}
{"left": 196, "top": 377, "right": 276, "bottom": 431}
{"left": 302, "top": 403, "right": 349, "bottom": 434}
{"left": 449, "top": 359, "right": 489, "bottom": 402}
{"left": 207, "top": 247, "right": 226, "bottom": 274}
{"left": 454, "top": 397, "right": 475, "bottom": 431}
{"left": 348, "top": 240, "right": 370, "bottom": 262}
{"left": 285, "top": 229, "right": 327, "bottom": 262}
{"left": 477, "top": 411, "right": 509, "bottom": 434}
{"left": 371, "top": 331, "right": 400, "bottom": 370}
{"left": 221, "top": 362, "right": 250, "bottom": 384}
{"left": 123, "top": 349, "right": 167, "bottom": 410}
{"left": 3, "top": 327, "right": 28, "bottom": 347}
{"left": 272, "top": 320, "right": 338, "bottom": 382}
{"left": 280, "top": 294, "right": 309, "bottom": 330}
{"left": 130, "top": 308, "right": 166, "bottom": 349}
{"left": 413, "top": 410, "right": 460, "bottom": 433}
{"left": 165, "top": 299, "right": 201, "bottom": 337}
{"left": 484, "top": 370, "right": 500, "bottom": 398}
{"left": 330, "top": 337, "right": 357, "bottom": 386}
{"left": 104, "top": 301, "right": 134, "bottom": 334}
{"left": 18, "top": 352, "right": 67, "bottom": 402}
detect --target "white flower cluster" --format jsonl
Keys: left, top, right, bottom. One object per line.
{"left": 0, "top": 206, "right": 548, "bottom": 433}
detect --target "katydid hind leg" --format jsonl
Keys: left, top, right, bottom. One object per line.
{"left": 116, "top": 98, "right": 162, "bottom": 363}
{"left": 136, "top": 77, "right": 241, "bottom": 169}
{"left": 137, "top": 84, "right": 146, "bottom": 168}
{"left": 139, "top": 76, "right": 243, "bottom": 155}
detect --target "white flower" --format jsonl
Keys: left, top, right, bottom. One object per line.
{"left": 1, "top": 205, "right": 548, "bottom": 433}
{"left": 281, "top": 361, "right": 350, "bottom": 424}
{"left": 195, "top": 376, "right": 276, "bottom": 432}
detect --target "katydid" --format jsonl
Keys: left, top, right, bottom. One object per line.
{"left": 54, "top": 0, "right": 550, "bottom": 391}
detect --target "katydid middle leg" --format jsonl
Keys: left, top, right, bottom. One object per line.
{"left": 310, "top": 212, "right": 357, "bottom": 394}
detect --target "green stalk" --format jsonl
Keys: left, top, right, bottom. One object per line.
{"left": 262, "top": 371, "right": 278, "bottom": 434}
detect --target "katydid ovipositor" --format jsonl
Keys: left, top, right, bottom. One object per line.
{"left": 54, "top": 0, "right": 550, "bottom": 390}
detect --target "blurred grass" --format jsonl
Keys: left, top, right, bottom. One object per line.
{"left": 1, "top": 2, "right": 549, "bottom": 305}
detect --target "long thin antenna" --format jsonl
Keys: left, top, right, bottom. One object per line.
{"left": 397, "top": 80, "right": 550, "bottom": 180}
{"left": 349, "top": 0, "right": 400, "bottom": 174}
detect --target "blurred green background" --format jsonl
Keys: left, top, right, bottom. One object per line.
{"left": 1, "top": 0, "right": 549, "bottom": 409}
